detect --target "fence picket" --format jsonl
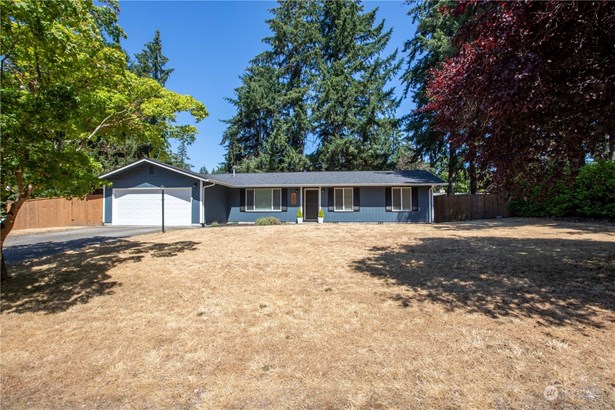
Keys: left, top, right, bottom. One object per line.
{"left": 434, "top": 194, "right": 509, "bottom": 223}
{"left": 9, "top": 195, "right": 103, "bottom": 230}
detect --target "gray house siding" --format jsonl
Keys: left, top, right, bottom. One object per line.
{"left": 225, "top": 187, "right": 302, "bottom": 224}
{"left": 210, "top": 185, "right": 431, "bottom": 224}
{"left": 203, "top": 184, "right": 229, "bottom": 224}
{"left": 103, "top": 185, "right": 112, "bottom": 223}
{"left": 104, "top": 162, "right": 201, "bottom": 224}
{"left": 320, "top": 186, "right": 431, "bottom": 223}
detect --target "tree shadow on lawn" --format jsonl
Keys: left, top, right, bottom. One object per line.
{"left": 1, "top": 239, "right": 200, "bottom": 315}
{"left": 432, "top": 218, "right": 615, "bottom": 235}
{"left": 352, "top": 236, "right": 615, "bottom": 329}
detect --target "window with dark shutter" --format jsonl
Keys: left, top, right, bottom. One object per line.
{"left": 353, "top": 188, "right": 360, "bottom": 211}
{"left": 412, "top": 187, "right": 419, "bottom": 211}
{"left": 240, "top": 189, "right": 246, "bottom": 212}
{"left": 328, "top": 188, "right": 334, "bottom": 211}
{"left": 385, "top": 187, "right": 392, "bottom": 212}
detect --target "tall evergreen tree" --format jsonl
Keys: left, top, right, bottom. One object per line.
{"left": 130, "top": 29, "right": 174, "bottom": 86}
{"left": 401, "top": 0, "right": 474, "bottom": 193}
{"left": 90, "top": 29, "right": 194, "bottom": 171}
{"left": 221, "top": 0, "right": 401, "bottom": 172}
{"left": 221, "top": 62, "right": 282, "bottom": 171}
{"left": 312, "top": 0, "right": 400, "bottom": 170}
{"left": 222, "top": 0, "right": 318, "bottom": 172}
{"left": 261, "top": 0, "right": 320, "bottom": 159}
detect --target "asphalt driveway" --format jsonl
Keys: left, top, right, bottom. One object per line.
{"left": 3, "top": 226, "right": 180, "bottom": 263}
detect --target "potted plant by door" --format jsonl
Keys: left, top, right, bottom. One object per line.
{"left": 317, "top": 208, "right": 324, "bottom": 224}
{"left": 297, "top": 207, "right": 303, "bottom": 224}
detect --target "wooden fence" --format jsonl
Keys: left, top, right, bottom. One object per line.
{"left": 434, "top": 194, "right": 509, "bottom": 223}
{"left": 9, "top": 194, "right": 103, "bottom": 230}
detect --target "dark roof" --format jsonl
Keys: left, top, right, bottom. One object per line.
{"left": 100, "top": 158, "right": 445, "bottom": 187}
{"left": 206, "top": 170, "right": 445, "bottom": 187}
{"left": 99, "top": 158, "right": 209, "bottom": 181}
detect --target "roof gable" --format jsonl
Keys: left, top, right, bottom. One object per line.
{"left": 99, "top": 158, "right": 208, "bottom": 182}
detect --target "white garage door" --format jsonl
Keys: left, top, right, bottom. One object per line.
{"left": 113, "top": 188, "right": 192, "bottom": 226}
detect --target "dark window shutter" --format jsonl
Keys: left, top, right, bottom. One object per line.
{"left": 385, "top": 187, "right": 392, "bottom": 212}
{"left": 412, "top": 187, "right": 419, "bottom": 211}
{"left": 240, "top": 189, "right": 246, "bottom": 212}
{"left": 353, "top": 187, "right": 360, "bottom": 212}
{"left": 328, "top": 188, "right": 334, "bottom": 211}
{"left": 281, "top": 188, "right": 288, "bottom": 212}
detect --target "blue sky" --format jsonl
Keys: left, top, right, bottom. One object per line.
{"left": 118, "top": 1, "right": 416, "bottom": 172}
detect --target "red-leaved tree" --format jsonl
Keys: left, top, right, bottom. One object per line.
{"left": 423, "top": 1, "right": 615, "bottom": 194}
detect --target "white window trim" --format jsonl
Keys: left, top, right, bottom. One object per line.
{"left": 391, "top": 187, "right": 412, "bottom": 212}
{"left": 334, "top": 187, "right": 354, "bottom": 212}
{"left": 246, "top": 188, "right": 282, "bottom": 212}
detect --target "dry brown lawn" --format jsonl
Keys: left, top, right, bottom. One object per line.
{"left": 1, "top": 219, "right": 614, "bottom": 409}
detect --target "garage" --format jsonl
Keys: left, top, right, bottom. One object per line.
{"left": 112, "top": 188, "right": 192, "bottom": 226}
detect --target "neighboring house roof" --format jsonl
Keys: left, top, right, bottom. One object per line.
{"left": 100, "top": 158, "right": 446, "bottom": 187}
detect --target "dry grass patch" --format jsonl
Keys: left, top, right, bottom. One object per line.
{"left": 2, "top": 219, "right": 614, "bottom": 409}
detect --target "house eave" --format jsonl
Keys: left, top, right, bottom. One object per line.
{"left": 204, "top": 182, "right": 447, "bottom": 188}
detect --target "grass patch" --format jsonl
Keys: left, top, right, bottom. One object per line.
{"left": 1, "top": 219, "right": 614, "bottom": 408}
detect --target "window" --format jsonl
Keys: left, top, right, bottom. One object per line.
{"left": 334, "top": 188, "right": 353, "bottom": 211}
{"left": 392, "top": 187, "right": 411, "bottom": 211}
{"left": 246, "top": 188, "right": 281, "bottom": 211}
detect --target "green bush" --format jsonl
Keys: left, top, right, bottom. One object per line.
{"left": 574, "top": 160, "right": 615, "bottom": 218}
{"left": 297, "top": 207, "right": 303, "bottom": 218}
{"left": 509, "top": 161, "right": 615, "bottom": 219}
{"left": 318, "top": 208, "right": 325, "bottom": 218}
{"left": 255, "top": 216, "right": 281, "bottom": 225}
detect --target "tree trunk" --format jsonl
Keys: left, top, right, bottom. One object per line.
{"left": 1, "top": 244, "right": 7, "bottom": 281}
{"left": 1, "top": 177, "right": 33, "bottom": 281}
{"left": 467, "top": 123, "right": 479, "bottom": 195}
{"left": 469, "top": 160, "right": 478, "bottom": 194}
{"left": 1, "top": 244, "right": 8, "bottom": 281}
{"left": 447, "top": 145, "right": 457, "bottom": 195}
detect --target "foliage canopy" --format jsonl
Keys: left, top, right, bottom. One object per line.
{"left": 0, "top": 0, "right": 207, "bottom": 276}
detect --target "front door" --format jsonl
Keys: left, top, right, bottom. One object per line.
{"left": 304, "top": 189, "right": 319, "bottom": 221}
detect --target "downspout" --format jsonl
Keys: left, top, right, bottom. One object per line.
{"left": 102, "top": 185, "right": 107, "bottom": 225}
{"left": 299, "top": 186, "right": 303, "bottom": 219}
{"left": 202, "top": 181, "right": 216, "bottom": 226}
{"left": 430, "top": 186, "right": 435, "bottom": 223}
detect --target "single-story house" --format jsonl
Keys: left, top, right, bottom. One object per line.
{"left": 99, "top": 158, "right": 446, "bottom": 226}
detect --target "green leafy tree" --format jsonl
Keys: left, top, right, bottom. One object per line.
{"left": 0, "top": 0, "right": 207, "bottom": 279}
{"left": 93, "top": 29, "right": 194, "bottom": 171}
